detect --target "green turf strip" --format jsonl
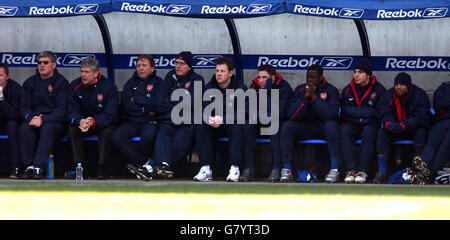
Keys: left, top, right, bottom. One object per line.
{"left": 0, "top": 181, "right": 449, "bottom": 196}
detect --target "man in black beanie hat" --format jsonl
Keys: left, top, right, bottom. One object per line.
{"left": 340, "top": 58, "right": 386, "bottom": 184}
{"left": 373, "top": 71, "right": 430, "bottom": 183}
{"left": 152, "top": 51, "right": 204, "bottom": 179}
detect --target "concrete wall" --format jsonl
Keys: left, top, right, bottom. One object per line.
{"left": 1, "top": 13, "right": 448, "bottom": 96}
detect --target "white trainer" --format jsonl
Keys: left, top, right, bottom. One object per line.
{"left": 194, "top": 165, "right": 213, "bottom": 182}
{"left": 325, "top": 169, "right": 340, "bottom": 183}
{"left": 354, "top": 172, "right": 368, "bottom": 184}
{"left": 344, "top": 171, "right": 356, "bottom": 183}
{"left": 226, "top": 165, "right": 240, "bottom": 182}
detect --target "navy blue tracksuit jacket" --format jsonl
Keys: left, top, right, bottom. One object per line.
{"left": 195, "top": 74, "right": 247, "bottom": 167}
{"left": 243, "top": 73, "right": 293, "bottom": 170}
{"left": 422, "top": 81, "right": 450, "bottom": 174}
{"left": 285, "top": 77, "right": 340, "bottom": 122}
{"left": 377, "top": 84, "right": 430, "bottom": 155}
{"left": 0, "top": 79, "right": 22, "bottom": 122}
{"left": 281, "top": 77, "right": 340, "bottom": 164}
{"left": 378, "top": 84, "right": 430, "bottom": 132}
{"left": 119, "top": 71, "right": 164, "bottom": 124}
{"left": 340, "top": 76, "right": 386, "bottom": 129}
{"left": 67, "top": 73, "right": 119, "bottom": 129}
{"left": 21, "top": 69, "right": 69, "bottom": 124}
{"left": 153, "top": 69, "right": 205, "bottom": 166}
{"left": 339, "top": 76, "right": 386, "bottom": 172}
{"left": 0, "top": 79, "right": 22, "bottom": 170}
{"left": 158, "top": 69, "right": 205, "bottom": 124}
{"left": 20, "top": 69, "right": 69, "bottom": 169}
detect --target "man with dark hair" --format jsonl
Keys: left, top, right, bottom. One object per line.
{"left": 20, "top": 50, "right": 70, "bottom": 179}
{"left": 340, "top": 58, "right": 386, "bottom": 184}
{"left": 0, "top": 62, "right": 22, "bottom": 178}
{"left": 111, "top": 54, "right": 164, "bottom": 181}
{"left": 280, "top": 64, "right": 341, "bottom": 183}
{"left": 411, "top": 81, "right": 449, "bottom": 184}
{"left": 373, "top": 72, "right": 430, "bottom": 183}
{"left": 67, "top": 58, "right": 119, "bottom": 179}
{"left": 194, "top": 57, "right": 247, "bottom": 182}
{"left": 242, "top": 64, "right": 292, "bottom": 182}
{"left": 152, "top": 51, "right": 205, "bottom": 179}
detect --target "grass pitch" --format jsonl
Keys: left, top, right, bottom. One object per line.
{"left": 0, "top": 179, "right": 449, "bottom": 220}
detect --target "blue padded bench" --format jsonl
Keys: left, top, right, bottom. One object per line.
{"left": 217, "top": 137, "right": 413, "bottom": 145}
{"left": 58, "top": 135, "right": 141, "bottom": 142}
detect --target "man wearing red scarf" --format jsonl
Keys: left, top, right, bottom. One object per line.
{"left": 340, "top": 58, "right": 386, "bottom": 184}
{"left": 374, "top": 72, "right": 430, "bottom": 183}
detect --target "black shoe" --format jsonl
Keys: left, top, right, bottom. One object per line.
{"left": 127, "top": 164, "right": 152, "bottom": 181}
{"left": 154, "top": 163, "right": 174, "bottom": 179}
{"left": 372, "top": 172, "right": 387, "bottom": 184}
{"left": 21, "top": 167, "right": 34, "bottom": 179}
{"left": 97, "top": 165, "right": 107, "bottom": 180}
{"left": 9, "top": 168, "right": 20, "bottom": 179}
{"left": 33, "top": 168, "right": 44, "bottom": 180}
{"left": 267, "top": 169, "right": 280, "bottom": 183}
{"left": 239, "top": 168, "right": 255, "bottom": 182}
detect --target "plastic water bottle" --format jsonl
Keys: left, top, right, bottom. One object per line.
{"left": 76, "top": 163, "right": 83, "bottom": 181}
{"left": 47, "top": 154, "right": 54, "bottom": 179}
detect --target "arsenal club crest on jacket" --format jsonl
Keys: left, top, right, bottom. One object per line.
{"left": 20, "top": 69, "right": 70, "bottom": 123}
{"left": 340, "top": 75, "right": 386, "bottom": 127}
{"left": 67, "top": 74, "right": 119, "bottom": 129}
{"left": 286, "top": 77, "right": 340, "bottom": 123}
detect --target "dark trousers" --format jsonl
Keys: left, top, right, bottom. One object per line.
{"left": 340, "top": 124, "right": 376, "bottom": 173}
{"left": 280, "top": 120, "right": 340, "bottom": 164}
{"left": 195, "top": 123, "right": 244, "bottom": 167}
{"left": 68, "top": 125, "right": 116, "bottom": 166}
{"left": 422, "top": 119, "right": 450, "bottom": 174}
{"left": 19, "top": 122, "right": 66, "bottom": 169}
{"left": 153, "top": 123, "right": 195, "bottom": 166}
{"left": 111, "top": 121, "right": 158, "bottom": 166}
{"left": 376, "top": 127, "right": 427, "bottom": 155}
{"left": 0, "top": 120, "right": 20, "bottom": 171}
{"left": 243, "top": 123, "right": 282, "bottom": 170}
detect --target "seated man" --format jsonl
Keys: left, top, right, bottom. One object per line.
{"left": 280, "top": 64, "right": 341, "bottom": 183}
{"left": 0, "top": 62, "right": 22, "bottom": 178}
{"left": 111, "top": 54, "right": 164, "bottom": 181}
{"left": 194, "top": 57, "right": 247, "bottom": 182}
{"left": 67, "top": 58, "right": 119, "bottom": 180}
{"left": 340, "top": 58, "right": 386, "bottom": 184}
{"left": 20, "top": 50, "right": 70, "bottom": 179}
{"left": 374, "top": 72, "right": 430, "bottom": 183}
{"left": 412, "top": 81, "right": 449, "bottom": 184}
{"left": 243, "top": 64, "right": 292, "bottom": 182}
{"left": 153, "top": 51, "right": 205, "bottom": 179}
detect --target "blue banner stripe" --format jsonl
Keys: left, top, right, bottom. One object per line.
{"left": 1, "top": 53, "right": 449, "bottom": 71}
